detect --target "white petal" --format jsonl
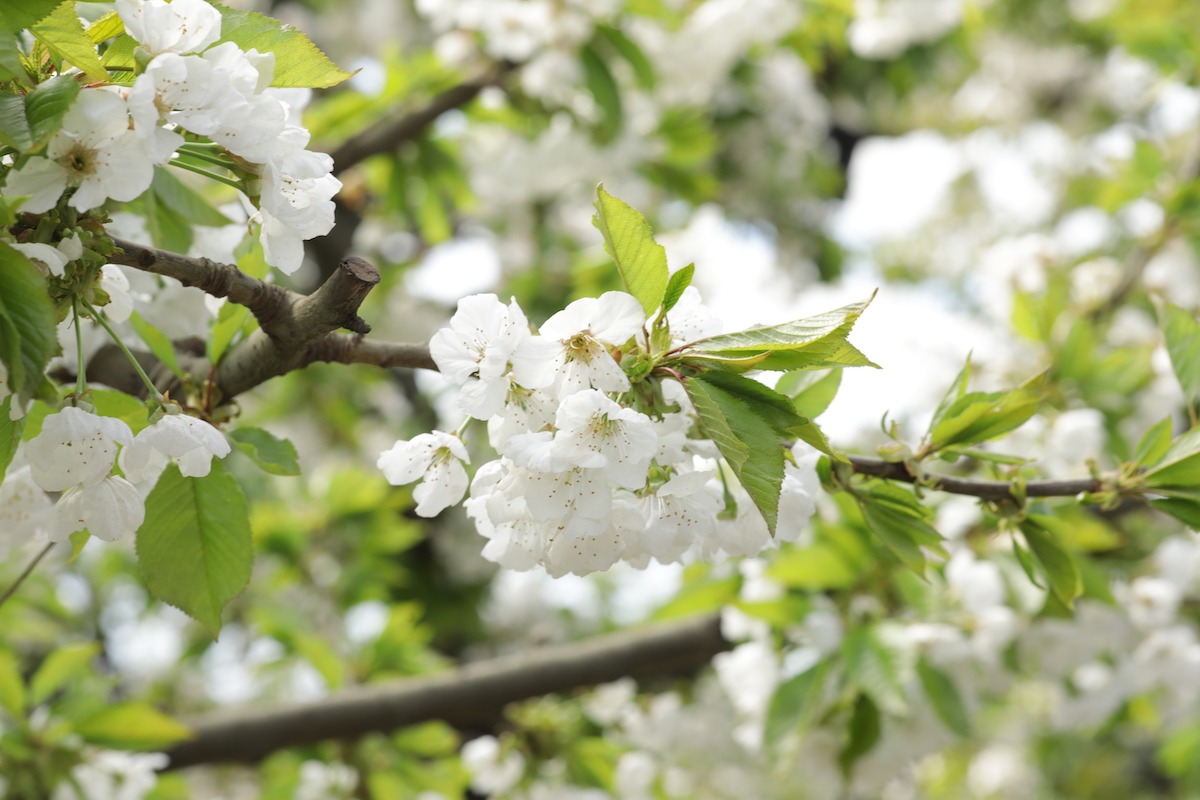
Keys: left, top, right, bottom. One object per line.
{"left": 51, "top": 477, "right": 145, "bottom": 542}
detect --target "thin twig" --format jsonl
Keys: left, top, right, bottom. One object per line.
{"left": 0, "top": 542, "right": 55, "bottom": 610}
{"left": 846, "top": 455, "right": 1101, "bottom": 502}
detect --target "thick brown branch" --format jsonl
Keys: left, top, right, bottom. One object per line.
{"left": 847, "top": 454, "right": 1101, "bottom": 502}
{"left": 164, "top": 614, "right": 727, "bottom": 770}
{"left": 304, "top": 332, "right": 439, "bottom": 371}
{"left": 109, "top": 237, "right": 287, "bottom": 321}
{"left": 328, "top": 63, "right": 515, "bottom": 176}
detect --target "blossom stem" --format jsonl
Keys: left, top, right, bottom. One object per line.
{"left": 167, "top": 159, "right": 245, "bottom": 192}
{"left": 0, "top": 543, "right": 55, "bottom": 611}
{"left": 174, "top": 145, "right": 239, "bottom": 170}
{"left": 72, "top": 299, "right": 86, "bottom": 399}
{"left": 80, "top": 298, "right": 163, "bottom": 402}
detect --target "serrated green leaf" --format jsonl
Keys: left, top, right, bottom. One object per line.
{"left": 689, "top": 296, "right": 877, "bottom": 373}
{"left": 0, "top": 93, "right": 32, "bottom": 151}
{"left": 136, "top": 461, "right": 254, "bottom": 638}
{"left": 152, "top": 167, "right": 233, "bottom": 227}
{"left": 843, "top": 627, "right": 909, "bottom": 716}
{"left": 75, "top": 702, "right": 192, "bottom": 750}
{"left": 928, "top": 356, "right": 971, "bottom": 435}
{"left": 0, "top": 649, "right": 24, "bottom": 717}
{"left": 0, "top": 243, "right": 58, "bottom": 405}
{"left": 1135, "top": 417, "right": 1174, "bottom": 468}
{"left": 29, "top": 642, "right": 99, "bottom": 705}
{"left": 129, "top": 311, "right": 185, "bottom": 380}
{"left": 85, "top": 10, "right": 123, "bottom": 43}
{"left": 99, "top": 32, "right": 137, "bottom": 70}
{"left": 765, "top": 659, "right": 830, "bottom": 749}
{"left": 592, "top": 186, "right": 668, "bottom": 316}
{"left": 31, "top": 1, "right": 107, "bottom": 83}
{"left": 917, "top": 657, "right": 971, "bottom": 737}
{"left": 861, "top": 501, "right": 928, "bottom": 574}
{"left": 790, "top": 418, "right": 837, "bottom": 458}
{"left": 686, "top": 378, "right": 785, "bottom": 534}
{"left": 695, "top": 370, "right": 805, "bottom": 434}
{"left": 767, "top": 543, "right": 858, "bottom": 589}
{"left": 0, "top": 397, "right": 22, "bottom": 479}
{"left": 230, "top": 426, "right": 300, "bottom": 476}
{"left": 660, "top": 263, "right": 694, "bottom": 314}
{"left": 858, "top": 482, "right": 946, "bottom": 571}
{"left": 214, "top": 5, "right": 354, "bottom": 88}
{"left": 208, "top": 299, "right": 249, "bottom": 365}
{"left": 1143, "top": 427, "right": 1200, "bottom": 486}
{"left": 839, "top": 694, "right": 882, "bottom": 777}
{"left": 1019, "top": 515, "right": 1082, "bottom": 610}
{"left": 1163, "top": 303, "right": 1200, "bottom": 407}
{"left": 0, "top": 31, "right": 24, "bottom": 83}
{"left": 928, "top": 388, "right": 1039, "bottom": 451}
{"left": 0, "top": 0, "right": 62, "bottom": 33}
{"left": 24, "top": 74, "right": 81, "bottom": 153}
{"left": 580, "top": 43, "right": 622, "bottom": 144}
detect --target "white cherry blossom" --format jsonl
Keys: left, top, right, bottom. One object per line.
{"left": 551, "top": 389, "right": 657, "bottom": 489}
{"left": 378, "top": 431, "right": 470, "bottom": 517}
{"left": 26, "top": 407, "right": 134, "bottom": 492}
{"left": 51, "top": 750, "right": 168, "bottom": 800}
{"left": 256, "top": 127, "right": 342, "bottom": 273}
{"left": 116, "top": 0, "right": 223, "bottom": 57}
{"left": 0, "top": 465, "right": 53, "bottom": 559}
{"left": 639, "top": 471, "right": 722, "bottom": 562}
{"left": 538, "top": 291, "right": 645, "bottom": 396}
{"left": 127, "top": 53, "right": 228, "bottom": 163}
{"left": 5, "top": 89, "right": 153, "bottom": 214}
{"left": 120, "top": 412, "right": 231, "bottom": 481}
{"left": 11, "top": 233, "right": 81, "bottom": 277}
{"left": 431, "top": 294, "right": 557, "bottom": 419}
{"left": 51, "top": 476, "right": 145, "bottom": 542}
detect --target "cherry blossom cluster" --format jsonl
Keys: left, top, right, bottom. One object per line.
{"left": 1, "top": 405, "right": 229, "bottom": 548}
{"left": 3, "top": 0, "right": 339, "bottom": 274}
{"left": 378, "top": 289, "right": 819, "bottom": 577}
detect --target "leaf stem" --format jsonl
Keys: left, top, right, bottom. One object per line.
{"left": 0, "top": 543, "right": 55, "bottom": 611}
{"left": 174, "top": 146, "right": 239, "bottom": 170}
{"left": 73, "top": 299, "right": 86, "bottom": 400}
{"left": 80, "top": 298, "right": 163, "bottom": 402}
{"left": 167, "top": 159, "right": 246, "bottom": 192}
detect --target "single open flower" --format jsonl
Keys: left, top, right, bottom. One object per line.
{"left": 378, "top": 431, "right": 470, "bottom": 517}
{"left": 27, "top": 407, "right": 134, "bottom": 492}
{"left": 51, "top": 476, "right": 145, "bottom": 542}
{"left": 120, "top": 412, "right": 232, "bottom": 481}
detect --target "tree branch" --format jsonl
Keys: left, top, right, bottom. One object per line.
{"left": 164, "top": 614, "right": 727, "bottom": 769}
{"left": 847, "top": 454, "right": 1102, "bottom": 502}
{"left": 328, "top": 62, "right": 516, "bottom": 176}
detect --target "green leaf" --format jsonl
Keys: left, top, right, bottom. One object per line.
{"left": 1143, "top": 427, "right": 1200, "bottom": 486}
{"left": 208, "top": 299, "right": 250, "bottom": 365}
{"left": 24, "top": 74, "right": 81, "bottom": 152}
{"left": 580, "top": 43, "right": 622, "bottom": 143}
{"left": 0, "top": 0, "right": 62, "bottom": 33}
{"left": 214, "top": 5, "right": 354, "bottom": 88}
{"left": 1162, "top": 304, "right": 1200, "bottom": 407}
{"left": 90, "top": 389, "right": 151, "bottom": 435}
{"left": 1019, "top": 515, "right": 1082, "bottom": 609}
{"left": 99, "top": 33, "right": 137, "bottom": 71}
{"left": 594, "top": 24, "right": 657, "bottom": 89}
{"left": 767, "top": 543, "right": 859, "bottom": 589}
{"left": 129, "top": 311, "right": 185, "bottom": 380}
{"left": 0, "top": 243, "right": 58, "bottom": 405}
{"left": 780, "top": 368, "right": 842, "bottom": 419}
{"left": 230, "top": 426, "right": 301, "bottom": 476}
{"left": 1150, "top": 496, "right": 1200, "bottom": 528}
{"left": 858, "top": 482, "right": 946, "bottom": 573}
{"left": 928, "top": 387, "right": 1039, "bottom": 452}
{"left": 592, "top": 186, "right": 668, "bottom": 316}
{"left": 29, "top": 642, "right": 99, "bottom": 705}
{"left": 790, "top": 418, "right": 837, "bottom": 458}
{"left": 131, "top": 187, "right": 194, "bottom": 254}
{"left": 694, "top": 371, "right": 805, "bottom": 434}
{"left": 75, "top": 703, "right": 193, "bottom": 750}
{"left": 686, "top": 377, "right": 785, "bottom": 534}
{"left": 31, "top": 1, "right": 108, "bottom": 82}
{"left": 765, "top": 659, "right": 831, "bottom": 749}
{"left": 0, "top": 93, "right": 32, "bottom": 151}
{"left": 136, "top": 461, "right": 254, "bottom": 638}
{"left": 85, "top": 10, "right": 124, "bottom": 43}
{"left": 0, "top": 33, "right": 22, "bottom": 83}
{"left": 660, "top": 263, "right": 694, "bottom": 314}
{"left": 0, "top": 649, "right": 25, "bottom": 717}
{"left": 689, "top": 295, "right": 877, "bottom": 371}
{"left": 917, "top": 658, "right": 971, "bottom": 737}
{"left": 839, "top": 694, "right": 882, "bottom": 777}
{"left": 0, "top": 397, "right": 22, "bottom": 479}
{"left": 928, "top": 357, "right": 971, "bottom": 435}
{"left": 1135, "top": 417, "right": 1174, "bottom": 468}
{"left": 152, "top": 167, "right": 233, "bottom": 227}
